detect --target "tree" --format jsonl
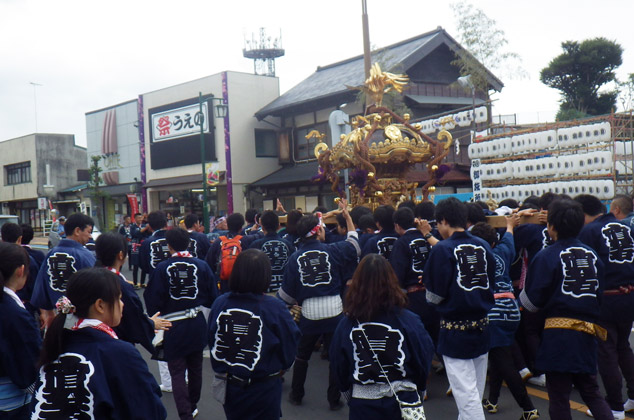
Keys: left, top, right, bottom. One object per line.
{"left": 540, "top": 38, "right": 623, "bottom": 119}
{"left": 88, "top": 155, "right": 108, "bottom": 229}
{"left": 617, "top": 73, "right": 634, "bottom": 112}
{"left": 450, "top": 1, "right": 525, "bottom": 90}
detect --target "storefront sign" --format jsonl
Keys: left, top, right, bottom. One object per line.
{"left": 103, "top": 153, "right": 123, "bottom": 170}
{"left": 151, "top": 103, "right": 209, "bottom": 142}
{"left": 37, "top": 197, "right": 48, "bottom": 210}
{"left": 148, "top": 96, "right": 217, "bottom": 170}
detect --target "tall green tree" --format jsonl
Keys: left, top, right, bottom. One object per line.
{"left": 617, "top": 73, "right": 634, "bottom": 112}
{"left": 540, "top": 37, "right": 623, "bottom": 120}
{"left": 450, "top": 1, "right": 525, "bottom": 90}
{"left": 88, "top": 155, "right": 107, "bottom": 229}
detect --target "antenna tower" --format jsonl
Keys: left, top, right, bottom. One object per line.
{"left": 243, "top": 28, "right": 285, "bottom": 77}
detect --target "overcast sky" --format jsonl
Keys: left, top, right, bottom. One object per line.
{"left": 1, "top": 0, "right": 633, "bottom": 147}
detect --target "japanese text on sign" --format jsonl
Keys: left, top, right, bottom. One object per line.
{"left": 151, "top": 103, "right": 210, "bottom": 142}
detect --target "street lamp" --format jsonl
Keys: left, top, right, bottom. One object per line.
{"left": 198, "top": 93, "right": 228, "bottom": 233}
{"left": 457, "top": 75, "right": 476, "bottom": 143}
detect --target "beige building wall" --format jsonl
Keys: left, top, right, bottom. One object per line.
{"left": 0, "top": 135, "right": 38, "bottom": 201}
{"left": 142, "top": 71, "right": 281, "bottom": 214}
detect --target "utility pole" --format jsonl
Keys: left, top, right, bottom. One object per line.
{"left": 29, "top": 82, "right": 42, "bottom": 132}
{"left": 361, "top": 0, "right": 371, "bottom": 80}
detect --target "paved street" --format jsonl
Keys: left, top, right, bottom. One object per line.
{"left": 112, "top": 252, "right": 620, "bottom": 420}
{"left": 138, "top": 334, "right": 622, "bottom": 420}
{"left": 29, "top": 241, "right": 631, "bottom": 420}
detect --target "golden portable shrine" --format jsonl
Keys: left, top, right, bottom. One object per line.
{"left": 310, "top": 63, "right": 454, "bottom": 209}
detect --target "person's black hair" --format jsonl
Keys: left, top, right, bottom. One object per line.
{"left": 548, "top": 199, "right": 584, "bottom": 240}
{"left": 19, "top": 223, "right": 35, "bottom": 245}
{"left": 574, "top": 194, "right": 604, "bottom": 217}
{"left": 414, "top": 201, "right": 435, "bottom": 220}
{"left": 498, "top": 199, "right": 519, "bottom": 209}
{"left": 474, "top": 201, "right": 490, "bottom": 211}
{"left": 284, "top": 210, "right": 303, "bottom": 235}
{"left": 166, "top": 228, "right": 190, "bottom": 252}
{"left": 612, "top": 194, "right": 633, "bottom": 214}
{"left": 466, "top": 203, "right": 487, "bottom": 226}
{"left": 260, "top": 210, "right": 279, "bottom": 233}
{"left": 470, "top": 222, "right": 498, "bottom": 247}
{"left": 523, "top": 195, "right": 540, "bottom": 207}
{"left": 133, "top": 212, "right": 142, "bottom": 218}
{"left": 229, "top": 249, "right": 271, "bottom": 294}
{"left": 147, "top": 211, "right": 167, "bottom": 230}
{"left": 358, "top": 214, "right": 376, "bottom": 232}
{"left": 1, "top": 223, "right": 22, "bottom": 243}
{"left": 313, "top": 206, "right": 328, "bottom": 214}
{"left": 374, "top": 205, "right": 395, "bottom": 231}
{"left": 335, "top": 213, "right": 347, "bottom": 230}
{"left": 538, "top": 192, "right": 558, "bottom": 211}
{"left": 393, "top": 207, "right": 415, "bottom": 230}
{"left": 398, "top": 200, "right": 416, "bottom": 211}
{"left": 0, "top": 243, "right": 30, "bottom": 302}
{"left": 123, "top": 214, "right": 131, "bottom": 220}
{"left": 95, "top": 233, "right": 128, "bottom": 267}
{"left": 227, "top": 213, "right": 245, "bottom": 234}
{"left": 184, "top": 213, "right": 199, "bottom": 229}
{"left": 349, "top": 206, "right": 372, "bottom": 227}
{"left": 435, "top": 197, "right": 468, "bottom": 229}
{"left": 296, "top": 214, "right": 320, "bottom": 240}
{"left": 64, "top": 213, "right": 95, "bottom": 237}
{"left": 519, "top": 202, "right": 540, "bottom": 211}
{"left": 39, "top": 268, "right": 121, "bottom": 367}
{"left": 245, "top": 208, "right": 258, "bottom": 225}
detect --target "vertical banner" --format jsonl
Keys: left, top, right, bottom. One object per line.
{"left": 206, "top": 162, "right": 221, "bottom": 186}
{"left": 471, "top": 158, "right": 482, "bottom": 202}
{"left": 137, "top": 95, "right": 147, "bottom": 213}
{"left": 126, "top": 194, "right": 139, "bottom": 216}
{"left": 222, "top": 71, "right": 233, "bottom": 214}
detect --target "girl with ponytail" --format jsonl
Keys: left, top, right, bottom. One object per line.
{"left": 0, "top": 242, "right": 41, "bottom": 419}
{"left": 94, "top": 233, "right": 170, "bottom": 354}
{"left": 32, "top": 268, "right": 166, "bottom": 420}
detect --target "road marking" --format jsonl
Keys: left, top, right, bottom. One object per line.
{"left": 525, "top": 385, "right": 590, "bottom": 415}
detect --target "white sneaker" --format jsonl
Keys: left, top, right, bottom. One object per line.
{"left": 192, "top": 408, "right": 199, "bottom": 418}
{"left": 519, "top": 367, "right": 533, "bottom": 381}
{"left": 586, "top": 409, "right": 625, "bottom": 419}
{"left": 159, "top": 384, "right": 172, "bottom": 393}
{"left": 527, "top": 374, "right": 546, "bottom": 387}
{"left": 624, "top": 398, "right": 634, "bottom": 412}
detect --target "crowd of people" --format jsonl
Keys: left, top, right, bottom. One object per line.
{"left": 1, "top": 191, "right": 634, "bottom": 420}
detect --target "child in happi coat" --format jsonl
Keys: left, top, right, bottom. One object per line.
{"left": 145, "top": 228, "right": 217, "bottom": 420}
{"left": 520, "top": 199, "right": 612, "bottom": 420}
{"left": 471, "top": 218, "right": 539, "bottom": 420}
{"left": 208, "top": 249, "right": 300, "bottom": 420}
{"left": 31, "top": 268, "right": 166, "bottom": 419}
{"left": 0, "top": 243, "right": 41, "bottom": 419}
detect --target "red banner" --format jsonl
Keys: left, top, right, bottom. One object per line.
{"left": 126, "top": 194, "right": 139, "bottom": 215}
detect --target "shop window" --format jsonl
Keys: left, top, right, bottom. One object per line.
{"left": 5, "top": 161, "right": 31, "bottom": 185}
{"left": 294, "top": 122, "right": 328, "bottom": 161}
{"left": 255, "top": 129, "right": 278, "bottom": 157}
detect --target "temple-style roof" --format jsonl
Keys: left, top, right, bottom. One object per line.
{"left": 255, "top": 27, "right": 503, "bottom": 119}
